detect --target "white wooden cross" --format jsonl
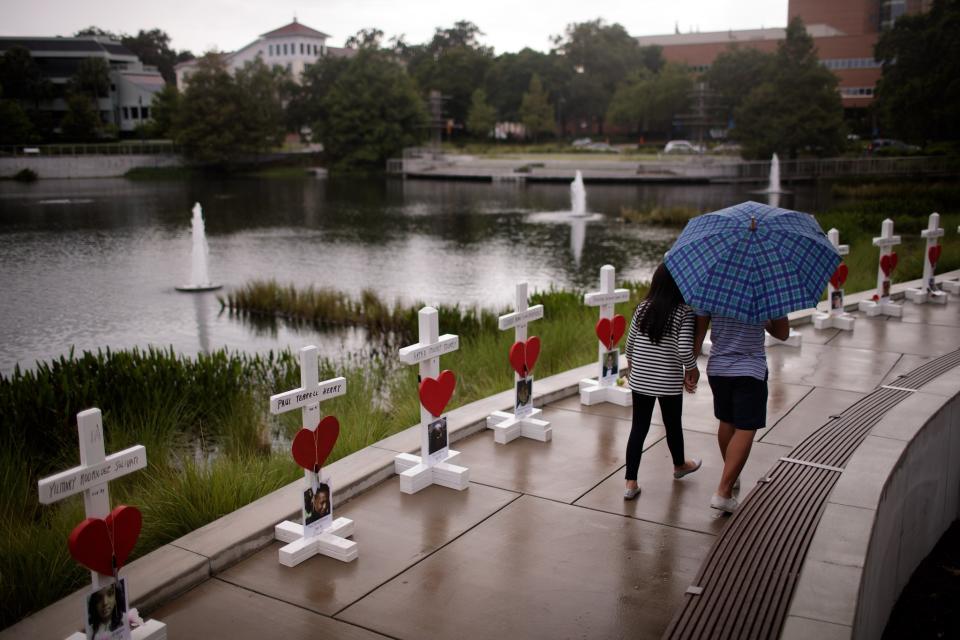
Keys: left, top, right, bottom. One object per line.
{"left": 944, "top": 223, "right": 960, "bottom": 294}
{"left": 393, "top": 307, "right": 470, "bottom": 494}
{"left": 486, "top": 282, "right": 552, "bottom": 444}
{"left": 37, "top": 409, "right": 166, "bottom": 640}
{"left": 579, "top": 264, "right": 632, "bottom": 406}
{"left": 269, "top": 346, "right": 357, "bottom": 565}
{"left": 814, "top": 228, "right": 856, "bottom": 330}
{"left": 859, "top": 218, "right": 903, "bottom": 317}
{"left": 906, "top": 213, "right": 948, "bottom": 305}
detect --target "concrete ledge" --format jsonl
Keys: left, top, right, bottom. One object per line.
{"left": 0, "top": 544, "right": 207, "bottom": 640}
{"left": 784, "top": 367, "right": 960, "bottom": 639}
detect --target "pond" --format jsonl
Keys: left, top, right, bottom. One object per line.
{"left": 0, "top": 175, "right": 834, "bottom": 374}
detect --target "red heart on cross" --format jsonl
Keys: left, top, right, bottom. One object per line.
{"left": 929, "top": 245, "right": 942, "bottom": 266}
{"left": 68, "top": 505, "right": 142, "bottom": 576}
{"left": 594, "top": 315, "right": 626, "bottom": 350}
{"left": 508, "top": 336, "right": 541, "bottom": 377}
{"left": 291, "top": 416, "right": 340, "bottom": 472}
{"left": 419, "top": 370, "right": 456, "bottom": 417}
{"left": 880, "top": 252, "right": 898, "bottom": 277}
{"left": 829, "top": 263, "right": 849, "bottom": 289}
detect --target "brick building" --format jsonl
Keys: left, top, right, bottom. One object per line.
{"left": 636, "top": 0, "right": 932, "bottom": 119}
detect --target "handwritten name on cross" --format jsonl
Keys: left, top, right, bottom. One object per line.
{"left": 270, "top": 345, "right": 346, "bottom": 428}
{"left": 399, "top": 307, "right": 459, "bottom": 463}
{"left": 37, "top": 408, "right": 147, "bottom": 588}
{"left": 498, "top": 282, "right": 544, "bottom": 343}
{"left": 583, "top": 265, "right": 630, "bottom": 320}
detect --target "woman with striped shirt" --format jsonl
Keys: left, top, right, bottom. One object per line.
{"left": 622, "top": 264, "right": 702, "bottom": 500}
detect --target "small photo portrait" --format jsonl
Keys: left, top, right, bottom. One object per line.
{"left": 85, "top": 579, "right": 129, "bottom": 640}
{"left": 830, "top": 289, "right": 843, "bottom": 310}
{"left": 929, "top": 277, "right": 939, "bottom": 292}
{"left": 601, "top": 348, "right": 619, "bottom": 381}
{"left": 313, "top": 482, "right": 331, "bottom": 520}
{"left": 515, "top": 376, "right": 533, "bottom": 417}
{"left": 303, "top": 476, "right": 333, "bottom": 535}
{"left": 427, "top": 416, "right": 448, "bottom": 457}
{"left": 882, "top": 279, "right": 891, "bottom": 297}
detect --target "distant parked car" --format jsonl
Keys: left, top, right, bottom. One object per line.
{"left": 663, "top": 140, "right": 703, "bottom": 154}
{"left": 867, "top": 138, "right": 920, "bottom": 155}
{"left": 711, "top": 142, "right": 743, "bottom": 155}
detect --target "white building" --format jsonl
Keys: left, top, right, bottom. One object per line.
{"left": 0, "top": 36, "right": 166, "bottom": 134}
{"left": 175, "top": 19, "right": 354, "bottom": 88}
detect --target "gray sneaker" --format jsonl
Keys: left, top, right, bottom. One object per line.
{"left": 623, "top": 486, "right": 641, "bottom": 500}
{"left": 710, "top": 493, "right": 738, "bottom": 513}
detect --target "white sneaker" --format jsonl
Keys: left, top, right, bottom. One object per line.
{"left": 710, "top": 494, "right": 738, "bottom": 513}
{"left": 624, "top": 486, "right": 641, "bottom": 500}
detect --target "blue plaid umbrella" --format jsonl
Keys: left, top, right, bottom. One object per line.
{"left": 664, "top": 201, "right": 840, "bottom": 324}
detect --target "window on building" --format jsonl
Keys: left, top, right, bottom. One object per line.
{"left": 284, "top": 43, "right": 288, "bottom": 55}
{"left": 142, "top": 107, "right": 150, "bottom": 119}
{"left": 881, "top": 0, "right": 907, "bottom": 29}
{"left": 313, "top": 44, "right": 317, "bottom": 55}
{"left": 122, "top": 107, "right": 129, "bottom": 119}
{"left": 300, "top": 43, "right": 304, "bottom": 54}
{"left": 269, "top": 45, "right": 273, "bottom": 56}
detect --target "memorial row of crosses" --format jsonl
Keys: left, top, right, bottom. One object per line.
{"left": 32, "top": 215, "right": 958, "bottom": 634}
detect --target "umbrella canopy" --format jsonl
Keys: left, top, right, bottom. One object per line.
{"left": 664, "top": 201, "right": 840, "bottom": 324}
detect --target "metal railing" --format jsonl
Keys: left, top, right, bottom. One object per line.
{"left": 735, "top": 156, "right": 958, "bottom": 181}
{"left": 0, "top": 143, "right": 182, "bottom": 157}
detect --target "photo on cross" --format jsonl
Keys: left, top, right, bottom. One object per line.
{"left": 302, "top": 475, "right": 333, "bottom": 536}
{"left": 427, "top": 416, "right": 449, "bottom": 463}
{"left": 84, "top": 578, "right": 129, "bottom": 640}
{"left": 515, "top": 376, "right": 533, "bottom": 418}
{"left": 601, "top": 348, "right": 619, "bottom": 383}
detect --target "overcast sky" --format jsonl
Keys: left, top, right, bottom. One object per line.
{"left": 3, "top": 0, "right": 789, "bottom": 55}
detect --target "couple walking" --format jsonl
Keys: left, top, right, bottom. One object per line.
{"left": 621, "top": 201, "right": 840, "bottom": 514}
{"left": 622, "top": 263, "right": 788, "bottom": 513}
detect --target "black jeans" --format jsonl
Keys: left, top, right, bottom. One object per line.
{"left": 625, "top": 392, "right": 685, "bottom": 480}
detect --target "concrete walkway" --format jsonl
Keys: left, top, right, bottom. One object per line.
{"left": 4, "top": 274, "right": 959, "bottom": 640}
{"left": 150, "top": 299, "right": 959, "bottom": 638}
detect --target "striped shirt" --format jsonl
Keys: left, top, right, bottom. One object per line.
{"left": 625, "top": 302, "right": 697, "bottom": 396}
{"left": 703, "top": 314, "right": 768, "bottom": 380}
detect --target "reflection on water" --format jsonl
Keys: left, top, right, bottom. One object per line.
{"left": 0, "top": 176, "right": 833, "bottom": 373}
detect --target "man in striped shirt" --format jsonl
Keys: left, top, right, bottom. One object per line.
{"left": 695, "top": 313, "right": 789, "bottom": 513}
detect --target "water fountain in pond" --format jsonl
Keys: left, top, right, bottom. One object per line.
{"left": 571, "top": 170, "right": 587, "bottom": 217}
{"left": 753, "top": 153, "right": 790, "bottom": 208}
{"left": 176, "top": 202, "right": 222, "bottom": 292}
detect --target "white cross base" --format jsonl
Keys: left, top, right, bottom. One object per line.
{"left": 394, "top": 450, "right": 469, "bottom": 493}
{"left": 765, "top": 328, "right": 803, "bottom": 347}
{"left": 487, "top": 408, "right": 552, "bottom": 444}
{"left": 813, "top": 311, "right": 856, "bottom": 330}
{"left": 274, "top": 518, "right": 357, "bottom": 565}
{"left": 943, "top": 280, "right": 960, "bottom": 294}
{"left": 67, "top": 620, "right": 167, "bottom": 640}
{"left": 579, "top": 378, "right": 632, "bottom": 406}
{"left": 581, "top": 265, "right": 632, "bottom": 407}
{"left": 269, "top": 346, "right": 356, "bottom": 566}
{"left": 487, "top": 282, "right": 552, "bottom": 444}
{"left": 858, "top": 297, "right": 902, "bottom": 317}
{"left": 905, "top": 287, "right": 948, "bottom": 305}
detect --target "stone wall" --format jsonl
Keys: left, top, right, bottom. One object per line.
{"left": 0, "top": 154, "right": 182, "bottom": 179}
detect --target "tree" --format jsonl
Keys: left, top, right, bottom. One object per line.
{"left": 484, "top": 48, "right": 566, "bottom": 122}
{"left": 874, "top": 0, "right": 960, "bottom": 142}
{"left": 0, "top": 46, "right": 52, "bottom": 107}
{"left": 345, "top": 28, "right": 385, "bottom": 51}
{"left": 519, "top": 74, "right": 554, "bottom": 140}
{"left": 318, "top": 49, "right": 427, "bottom": 171}
{"left": 466, "top": 89, "right": 496, "bottom": 137}
{"left": 703, "top": 46, "right": 775, "bottom": 123}
{"left": 69, "top": 58, "right": 111, "bottom": 102}
{"left": 74, "top": 26, "right": 120, "bottom": 39}
{"left": 60, "top": 94, "right": 101, "bottom": 141}
{"left": 286, "top": 55, "right": 351, "bottom": 133}
{"left": 121, "top": 29, "right": 183, "bottom": 85}
{"left": 233, "top": 58, "right": 286, "bottom": 152}
{"left": 405, "top": 21, "right": 494, "bottom": 131}
{"left": 607, "top": 63, "right": 693, "bottom": 135}
{"left": 172, "top": 54, "right": 255, "bottom": 164}
{"left": 731, "top": 18, "right": 845, "bottom": 159}
{"left": 551, "top": 19, "right": 662, "bottom": 134}
{"left": 146, "top": 84, "right": 179, "bottom": 138}
{"left": 0, "top": 97, "right": 35, "bottom": 144}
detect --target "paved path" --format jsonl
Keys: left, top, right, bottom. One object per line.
{"left": 148, "top": 301, "right": 960, "bottom": 639}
